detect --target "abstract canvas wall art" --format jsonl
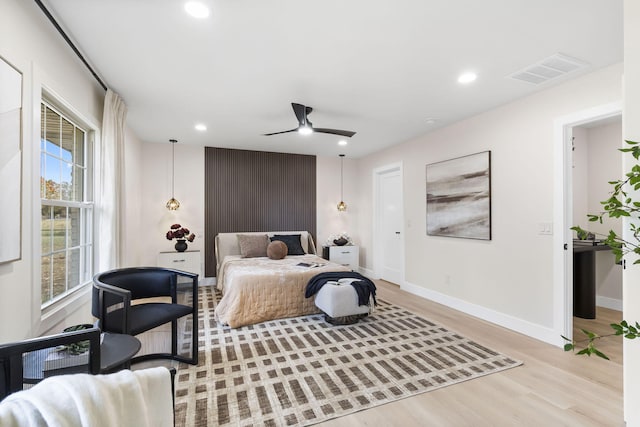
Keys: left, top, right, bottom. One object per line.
{"left": 0, "top": 56, "right": 22, "bottom": 263}
{"left": 426, "top": 151, "right": 491, "bottom": 240}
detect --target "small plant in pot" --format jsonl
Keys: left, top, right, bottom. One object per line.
{"left": 166, "top": 224, "right": 195, "bottom": 252}
{"left": 566, "top": 140, "right": 640, "bottom": 359}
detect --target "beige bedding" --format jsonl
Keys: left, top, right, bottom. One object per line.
{"left": 215, "top": 254, "right": 349, "bottom": 328}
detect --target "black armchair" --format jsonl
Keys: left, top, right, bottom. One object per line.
{"left": 92, "top": 267, "right": 198, "bottom": 365}
{"left": 0, "top": 327, "right": 101, "bottom": 400}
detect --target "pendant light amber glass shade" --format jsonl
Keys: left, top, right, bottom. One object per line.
{"left": 166, "top": 139, "right": 180, "bottom": 210}
{"left": 337, "top": 154, "right": 346, "bottom": 212}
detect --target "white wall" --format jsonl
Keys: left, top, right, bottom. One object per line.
{"left": 138, "top": 142, "right": 205, "bottom": 275}
{"left": 316, "top": 156, "right": 359, "bottom": 250}
{"left": 355, "top": 64, "right": 622, "bottom": 343}
{"left": 587, "top": 121, "right": 623, "bottom": 304}
{"left": 571, "top": 127, "right": 589, "bottom": 229}
{"left": 623, "top": 1, "right": 640, "bottom": 424}
{"left": 0, "top": 0, "right": 104, "bottom": 341}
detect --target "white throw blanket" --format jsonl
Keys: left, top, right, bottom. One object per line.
{"left": 0, "top": 367, "right": 173, "bottom": 427}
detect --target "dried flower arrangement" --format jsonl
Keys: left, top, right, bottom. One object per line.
{"left": 166, "top": 224, "right": 195, "bottom": 242}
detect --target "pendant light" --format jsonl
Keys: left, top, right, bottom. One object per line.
{"left": 337, "top": 154, "right": 347, "bottom": 212}
{"left": 166, "top": 139, "right": 180, "bottom": 210}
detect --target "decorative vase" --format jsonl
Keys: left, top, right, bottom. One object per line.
{"left": 175, "top": 239, "right": 188, "bottom": 252}
{"left": 333, "top": 237, "right": 348, "bottom": 246}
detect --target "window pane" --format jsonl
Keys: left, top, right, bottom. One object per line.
{"left": 84, "top": 209, "right": 93, "bottom": 247}
{"left": 44, "top": 107, "right": 60, "bottom": 156}
{"left": 41, "top": 103, "right": 46, "bottom": 151}
{"left": 73, "top": 166, "right": 84, "bottom": 201}
{"left": 68, "top": 207, "right": 80, "bottom": 247}
{"left": 43, "top": 154, "right": 61, "bottom": 200}
{"left": 61, "top": 118, "right": 74, "bottom": 162}
{"left": 40, "top": 153, "right": 46, "bottom": 198}
{"left": 52, "top": 252, "right": 66, "bottom": 299}
{"left": 41, "top": 256, "right": 52, "bottom": 304}
{"left": 75, "top": 128, "right": 85, "bottom": 167}
{"left": 61, "top": 161, "right": 73, "bottom": 201}
{"left": 52, "top": 207, "right": 67, "bottom": 252}
{"left": 68, "top": 248, "right": 81, "bottom": 290}
{"left": 41, "top": 205, "right": 53, "bottom": 254}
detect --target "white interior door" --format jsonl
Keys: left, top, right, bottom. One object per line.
{"left": 376, "top": 166, "right": 404, "bottom": 284}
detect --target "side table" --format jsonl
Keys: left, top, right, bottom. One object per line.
{"left": 23, "top": 333, "right": 141, "bottom": 382}
{"left": 100, "top": 333, "right": 142, "bottom": 373}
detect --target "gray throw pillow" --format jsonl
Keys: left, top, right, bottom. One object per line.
{"left": 237, "top": 234, "right": 269, "bottom": 258}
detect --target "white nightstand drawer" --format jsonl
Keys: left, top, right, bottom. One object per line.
{"left": 328, "top": 246, "right": 359, "bottom": 270}
{"left": 158, "top": 250, "right": 201, "bottom": 277}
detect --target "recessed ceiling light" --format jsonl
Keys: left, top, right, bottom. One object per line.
{"left": 338, "top": 140, "right": 348, "bottom": 146}
{"left": 195, "top": 123, "right": 207, "bottom": 131}
{"left": 185, "top": 2, "right": 210, "bottom": 18}
{"left": 458, "top": 72, "right": 477, "bottom": 84}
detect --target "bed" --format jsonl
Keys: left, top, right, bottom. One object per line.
{"left": 214, "top": 231, "right": 350, "bottom": 327}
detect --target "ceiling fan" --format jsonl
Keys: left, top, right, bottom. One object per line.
{"left": 263, "top": 103, "right": 356, "bottom": 138}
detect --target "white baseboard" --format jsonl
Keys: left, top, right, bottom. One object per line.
{"left": 200, "top": 277, "right": 216, "bottom": 287}
{"left": 357, "top": 267, "right": 378, "bottom": 279}
{"left": 596, "top": 295, "right": 623, "bottom": 311}
{"left": 402, "top": 281, "right": 565, "bottom": 347}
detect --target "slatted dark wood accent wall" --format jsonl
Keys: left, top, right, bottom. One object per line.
{"left": 204, "top": 147, "right": 317, "bottom": 277}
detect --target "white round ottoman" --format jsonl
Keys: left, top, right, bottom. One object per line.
{"left": 314, "top": 279, "right": 371, "bottom": 324}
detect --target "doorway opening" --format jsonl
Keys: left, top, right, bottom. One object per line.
{"left": 554, "top": 102, "right": 622, "bottom": 343}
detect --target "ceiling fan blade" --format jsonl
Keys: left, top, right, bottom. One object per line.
{"left": 313, "top": 128, "right": 357, "bottom": 138}
{"left": 291, "top": 103, "right": 307, "bottom": 126}
{"left": 263, "top": 128, "right": 298, "bottom": 136}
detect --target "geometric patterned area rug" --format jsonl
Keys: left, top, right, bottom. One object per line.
{"left": 174, "top": 286, "right": 522, "bottom": 427}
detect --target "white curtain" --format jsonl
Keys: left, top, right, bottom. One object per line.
{"left": 98, "top": 89, "right": 127, "bottom": 271}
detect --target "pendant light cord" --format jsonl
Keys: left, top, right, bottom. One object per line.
{"left": 340, "top": 155, "right": 344, "bottom": 200}
{"left": 171, "top": 139, "right": 175, "bottom": 197}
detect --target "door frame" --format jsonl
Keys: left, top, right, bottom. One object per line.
{"left": 373, "top": 162, "right": 405, "bottom": 283}
{"left": 553, "top": 101, "right": 622, "bottom": 342}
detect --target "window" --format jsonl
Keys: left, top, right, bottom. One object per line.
{"left": 40, "top": 100, "right": 94, "bottom": 308}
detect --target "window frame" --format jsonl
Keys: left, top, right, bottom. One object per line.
{"left": 39, "top": 96, "right": 95, "bottom": 311}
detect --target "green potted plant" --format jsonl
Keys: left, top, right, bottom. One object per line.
{"left": 567, "top": 140, "right": 640, "bottom": 359}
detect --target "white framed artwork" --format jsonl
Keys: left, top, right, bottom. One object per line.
{"left": 0, "top": 56, "right": 23, "bottom": 263}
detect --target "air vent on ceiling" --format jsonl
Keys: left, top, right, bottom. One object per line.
{"left": 508, "top": 53, "right": 589, "bottom": 85}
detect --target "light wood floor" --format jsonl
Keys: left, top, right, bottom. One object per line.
{"left": 138, "top": 281, "right": 623, "bottom": 426}
{"left": 317, "top": 280, "right": 623, "bottom": 427}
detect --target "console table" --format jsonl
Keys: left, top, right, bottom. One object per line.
{"left": 573, "top": 241, "right": 612, "bottom": 319}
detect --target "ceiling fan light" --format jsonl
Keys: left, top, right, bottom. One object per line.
{"left": 298, "top": 125, "right": 313, "bottom": 135}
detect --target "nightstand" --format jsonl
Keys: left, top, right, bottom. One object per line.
{"left": 157, "top": 250, "right": 201, "bottom": 277}
{"left": 323, "top": 245, "right": 359, "bottom": 270}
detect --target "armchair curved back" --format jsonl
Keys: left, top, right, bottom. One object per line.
{"left": 92, "top": 267, "right": 178, "bottom": 319}
{"left": 92, "top": 266, "right": 199, "bottom": 365}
